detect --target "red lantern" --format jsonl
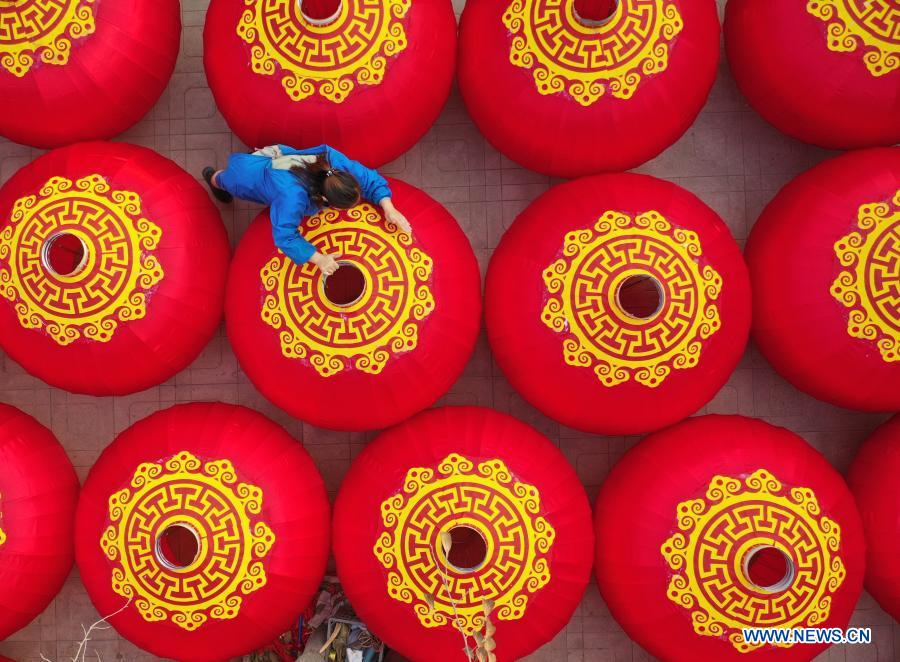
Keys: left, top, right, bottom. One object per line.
{"left": 75, "top": 403, "right": 331, "bottom": 662}
{"left": 848, "top": 415, "right": 900, "bottom": 622}
{"left": 204, "top": 0, "right": 456, "bottom": 167}
{"left": 0, "top": 141, "right": 231, "bottom": 396}
{"left": 458, "top": 0, "right": 720, "bottom": 177}
{"left": 485, "top": 173, "right": 750, "bottom": 434}
{"left": 725, "top": 0, "right": 900, "bottom": 149}
{"left": 595, "top": 415, "right": 866, "bottom": 661}
{"left": 333, "top": 406, "right": 594, "bottom": 662}
{"left": 226, "top": 178, "right": 482, "bottom": 431}
{"left": 0, "top": 0, "right": 180, "bottom": 148}
{"left": 0, "top": 403, "right": 78, "bottom": 640}
{"left": 746, "top": 148, "right": 900, "bottom": 412}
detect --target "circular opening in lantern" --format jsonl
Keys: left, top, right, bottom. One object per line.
{"left": 323, "top": 261, "right": 366, "bottom": 307}
{"left": 616, "top": 274, "right": 664, "bottom": 320}
{"left": 444, "top": 525, "right": 488, "bottom": 573}
{"left": 573, "top": 0, "right": 620, "bottom": 26}
{"left": 743, "top": 545, "right": 795, "bottom": 592}
{"left": 42, "top": 232, "right": 88, "bottom": 277}
{"left": 300, "top": 0, "right": 342, "bottom": 25}
{"left": 155, "top": 523, "right": 200, "bottom": 571}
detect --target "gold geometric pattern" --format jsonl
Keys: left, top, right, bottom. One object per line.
{"left": 661, "top": 469, "right": 846, "bottom": 652}
{"left": 831, "top": 190, "right": 900, "bottom": 362}
{"left": 0, "top": 0, "right": 96, "bottom": 77}
{"left": 261, "top": 203, "right": 434, "bottom": 377}
{"left": 807, "top": 0, "right": 899, "bottom": 76}
{"left": 374, "top": 454, "right": 555, "bottom": 635}
{"left": 503, "top": 0, "right": 684, "bottom": 106}
{"left": 541, "top": 210, "right": 722, "bottom": 387}
{"left": 101, "top": 451, "right": 275, "bottom": 631}
{"left": 237, "top": 0, "right": 410, "bottom": 103}
{"left": 0, "top": 175, "right": 164, "bottom": 346}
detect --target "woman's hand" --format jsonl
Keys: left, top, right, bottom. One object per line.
{"left": 310, "top": 251, "right": 342, "bottom": 276}
{"left": 380, "top": 197, "right": 412, "bottom": 235}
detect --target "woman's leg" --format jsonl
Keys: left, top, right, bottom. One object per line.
{"left": 202, "top": 166, "right": 233, "bottom": 203}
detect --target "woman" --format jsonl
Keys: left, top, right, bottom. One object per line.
{"left": 203, "top": 144, "right": 410, "bottom": 275}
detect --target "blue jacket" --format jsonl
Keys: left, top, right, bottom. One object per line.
{"left": 219, "top": 144, "right": 392, "bottom": 264}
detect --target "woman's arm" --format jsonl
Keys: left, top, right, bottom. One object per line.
{"left": 271, "top": 198, "right": 341, "bottom": 274}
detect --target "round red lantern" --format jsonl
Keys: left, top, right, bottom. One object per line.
{"left": 204, "top": 0, "right": 456, "bottom": 167}
{"left": 0, "top": 0, "right": 180, "bottom": 148}
{"left": 333, "top": 406, "right": 594, "bottom": 662}
{"left": 0, "top": 141, "right": 231, "bottom": 396}
{"left": 848, "top": 415, "right": 900, "bottom": 622}
{"left": 75, "top": 403, "right": 331, "bottom": 662}
{"left": 595, "top": 415, "right": 866, "bottom": 661}
{"left": 0, "top": 403, "right": 78, "bottom": 640}
{"left": 725, "top": 0, "right": 900, "bottom": 149}
{"left": 458, "top": 0, "right": 720, "bottom": 177}
{"left": 485, "top": 173, "right": 750, "bottom": 434}
{"left": 226, "top": 178, "right": 481, "bottom": 431}
{"left": 746, "top": 148, "right": 900, "bottom": 412}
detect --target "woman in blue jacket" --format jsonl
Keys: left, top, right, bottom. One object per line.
{"left": 202, "top": 144, "right": 410, "bottom": 276}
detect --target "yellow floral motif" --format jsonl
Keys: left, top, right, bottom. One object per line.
{"left": 374, "top": 454, "right": 555, "bottom": 634}
{"left": 662, "top": 469, "right": 846, "bottom": 653}
{"left": 237, "top": 0, "right": 410, "bottom": 103}
{"left": 542, "top": 210, "right": 722, "bottom": 387}
{"left": 831, "top": 190, "right": 900, "bottom": 362}
{"left": 101, "top": 451, "right": 275, "bottom": 631}
{"left": 0, "top": 175, "right": 164, "bottom": 346}
{"left": 503, "top": 0, "right": 683, "bottom": 106}
{"left": 807, "top": 0, "right": 899, "bottom": 77}
{"left": 0, "top": 0, "right": 96, "bottom": 77}
{"left": 261, "top": 203, "right": 434, "bottom": 377}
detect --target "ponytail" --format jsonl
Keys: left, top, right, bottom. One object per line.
{"left": 290, "top": 154, "right": 361, "bottom": 209}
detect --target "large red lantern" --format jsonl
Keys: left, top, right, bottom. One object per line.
{"left": 0, "top": 0, "right": 180, "bottom": 148}
{"left": 0, "top": 141, "right": 231, "bottom": 396}
{"left": 485, "top": 173, "right": 750, "bottom": 434}
{"left": 848, "top": 415, "right": 900, "bottom": 622}
{"left": 595, "top": 415, "right": 866, "bottom": 661}
{"left": 725, "top": 0, "right": 900, "bottom": 149}
{"left": 458, "top": 0, "right": 720, "bottom": 177}
{"left": 0, "top": 403, "right": 78, "bottom": 640}
{"left": 746, "top": 148, "right": 900, "bottom": 412}
{"left": 204, "top": 0, "right": 456, "bottom": 167}
{"left": 333, "top": 406, "right": 594, "bottom": 662}
{"left": 226, "top": 178, "right": 482, "bottom": 431}
{"left": 75, "top": 403, "right": 331, "bottom": 662}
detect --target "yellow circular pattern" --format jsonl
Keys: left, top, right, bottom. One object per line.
{"left": 807, "top": 0, "right": 899, "bottom": 76}
{"left": 0, "top": 175, "right": 164, "bottom": 346}
{"left": 260, "top": 203, "right": 434, "bottom": 377}
{"left": 237, "top": 0, "right": 410, "bottom": 103}
{"left": 541, "top": 210, "right": 722, "bottom": 388}
{"left": 374, "top": 454, "right": 555, "bottom": 635}
{"left": 0, "top": 0, "right": 96, "bottom": 77}
{"left": 831, "top": 190, "right": 900, "bottom": 363}
{"left": 661, "top": 469, "right": 846, "bottom": 653}
{"left": 503, "top": 0, "right": 683, "bottom": 105}
{"left": 101, "top": 451, "right": 275, "bottom": 631}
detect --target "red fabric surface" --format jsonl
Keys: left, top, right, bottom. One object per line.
{"left": 203, "top": 0, "right": 456, "bottom": 167}
{"left": 725, "top": 0, "right": 900, "bottom": 149}
{"left": 485, "top": 173, "right": 751, "bottom": 434}
{"left": 745, "top": 148, "right": 900, "bottom": 412}
{"left": 0, "top": 403, "right": 78, "bottom": 640}
{"left": 458, "top": 0, "right": 720, "bottom": 177}
{"left": 594, "top": 415, "right": 866, "bottom": 662}
{"left": 333, "top": 406, "right": 595, "bottom": 662}
{"left": 0, "top": 0, "right": 180, "bottom": 148}
{"left": 75, "top": 403, "right": 331, "bottom": 662}
{"left": 0, "top": 141, "right": 231, "bottom": 396}
{"left": 225, "top": 178, "right": 482, "bottom": 431}
{"left": 848, "top": 415, "right": 900, "bottom": 622}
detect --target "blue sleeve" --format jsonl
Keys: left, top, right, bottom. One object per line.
{"left": 270, "top": 196, "right": 316, "bottom": 265}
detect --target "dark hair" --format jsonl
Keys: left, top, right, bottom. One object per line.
{"left": 290, "top": 154, "right": 361, "bottom": 209}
